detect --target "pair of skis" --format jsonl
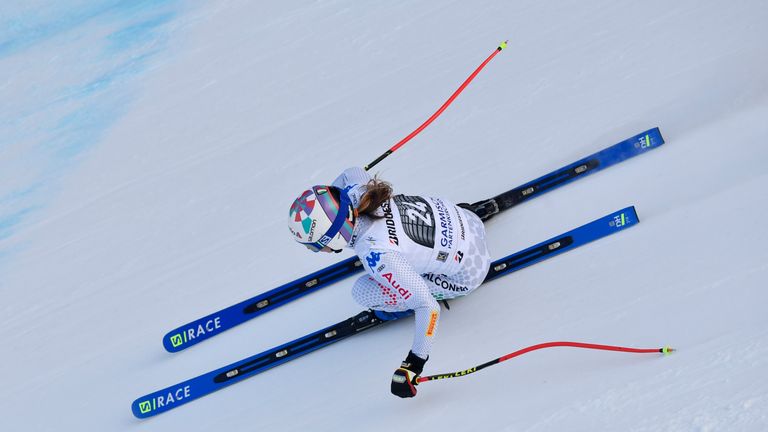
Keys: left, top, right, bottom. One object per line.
{"left": 132, "top": 127, "right": 664, "bottom": 418}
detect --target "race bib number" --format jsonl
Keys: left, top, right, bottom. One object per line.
{"left": 393, "top": 195, "right": 435, "bottom": 248}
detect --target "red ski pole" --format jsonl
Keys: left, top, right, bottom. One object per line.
{"left": 364, "top": 40, "right": 509, "bottom": 171}
{"left": 417, "top": 341, "right": 675, "bottom": 384}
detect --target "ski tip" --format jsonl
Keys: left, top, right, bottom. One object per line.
{"left": 132, "top": 398, "right": 154, "bottom": 419}
{"left": 162, "top": 332, "right": 185, "bottom": 353}
{"left": 661, "top": 346, "right": 675, "bottom": 356}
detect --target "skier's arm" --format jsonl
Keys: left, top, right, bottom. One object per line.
{"left": 366, "top": 250, "right": 440, "bottom": 360}
{"left": 331, "top": 167, "right": 372, "bottom": 209}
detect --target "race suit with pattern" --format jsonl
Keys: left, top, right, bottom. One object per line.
{"left": 332, "top": 167, "right": 491, "bottom": 359}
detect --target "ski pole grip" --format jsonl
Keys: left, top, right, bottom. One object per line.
{"left": 364, "top": 150, "right": 392, "bottom": 171}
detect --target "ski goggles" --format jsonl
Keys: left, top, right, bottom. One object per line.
{"left": 301, "top": 187, "right": 353, "bottom": 253}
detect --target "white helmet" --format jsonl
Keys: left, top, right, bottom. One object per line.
{"left": 288, "top": 185, "right": 355, "bottom": 252}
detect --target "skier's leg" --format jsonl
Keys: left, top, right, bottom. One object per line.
{"left": 351, "top": 274, "right": 422, "bottom": 320}
{"left": 351, "top": 274, "right": 409, "bottom": 312}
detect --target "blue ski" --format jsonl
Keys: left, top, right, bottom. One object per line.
{"left": 135, "top": 206, "right": 640, "bottom": 418}
{"left": 162, "top": 128, "right": 663, "bottom": 353}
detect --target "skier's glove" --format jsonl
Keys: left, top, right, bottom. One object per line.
{"left": 391, "top": 351, "right": 427, "bottom": 398}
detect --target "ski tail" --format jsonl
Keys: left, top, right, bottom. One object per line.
{"left": 472, "top": 128, "right": 663, "bottom": 220}
{"left": 486, "top": 206, "right": 639, "bottom": 281}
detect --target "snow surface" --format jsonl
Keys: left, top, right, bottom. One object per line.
{"left": 2, "top": 0, "right": 768, "bottom": 431}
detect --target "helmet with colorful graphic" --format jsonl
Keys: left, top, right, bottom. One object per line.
{"left": 288, "top": 185, "right": 355, "bottom": 252}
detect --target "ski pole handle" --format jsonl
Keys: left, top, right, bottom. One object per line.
{"left": 364, "top": 40, "right": 509, "bottom": 171}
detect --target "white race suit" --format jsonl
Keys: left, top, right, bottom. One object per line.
{"left": 333, "top": 167, "right": 491, "bottom": 359}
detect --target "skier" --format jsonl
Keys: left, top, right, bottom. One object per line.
{"left": 288, "top": 167, "right": 491, "bottom": 398}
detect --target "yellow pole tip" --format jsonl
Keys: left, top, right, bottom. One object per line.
{"left": 499, "top": 40, "right": 508, "bottom": 50}
{"left": 662, "top": 346, "right": 675, "bottom": 356}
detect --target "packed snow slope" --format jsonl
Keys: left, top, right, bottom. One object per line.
{"left": 2, "top": 0, "right": 768, "bottom": 431}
